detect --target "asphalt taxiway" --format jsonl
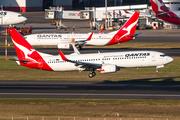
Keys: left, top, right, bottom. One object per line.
{"left": 1, "top": 81, "right": 180, "bottom": 99}
{"left": 0, "top": 47, "right": 179, "bottom": 56}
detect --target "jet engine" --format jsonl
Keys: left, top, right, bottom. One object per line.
{"left": 100, "top": 64, "right": 117, "bottom": 73}
{"left": 57, "top": 43, "right": 71, "bottom": 49}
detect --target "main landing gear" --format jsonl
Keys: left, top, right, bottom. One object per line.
{"left": 88, "top": 71, "right": 96, "bottom": 78}
{"left": 76, "top": 45, "right": 82, "bottom": 50}
{"left": 156, "top": 68, "right": 159, "bottom": 73}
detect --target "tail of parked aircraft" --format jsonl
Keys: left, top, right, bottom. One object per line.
{"left": 107, "top": 11, "right": 140, "bottom": 45}
{"left": 150, "top": 0, "right": 180, "bottom": 25}
{"left": 9, "top": 29, "right": 53, "bottom": 71}
{"left": 150, "top": 0, "right": 170, "bottom": 13}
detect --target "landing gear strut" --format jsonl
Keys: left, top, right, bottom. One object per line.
{"left": 88, "top": 71, "right": 96, "bottom": 78}
{"left": 76, "top": 45, "right": 82, "bottom": 50}
{"left": 156, "top": 67, "right": 159, "bottom": 73}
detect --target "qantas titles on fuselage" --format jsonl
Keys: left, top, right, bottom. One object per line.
{"left": 37, "top": 34, "right": 62, "bottom": 39}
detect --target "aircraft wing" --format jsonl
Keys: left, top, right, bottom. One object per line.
{"left": 74, "top": 32, "right": 93, "bottom": 42}
{"left": 58, "top": 49, "right": 102, "bottom": 69}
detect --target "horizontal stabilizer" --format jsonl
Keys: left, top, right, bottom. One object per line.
{"left": 10, "top": 57, "right": 30, "bottom": 64}
{"left": 126, "top": 32, "right": 142, "bottom": 37}
{"left": 156, "top": 11, "right": 170, "bottom": 16}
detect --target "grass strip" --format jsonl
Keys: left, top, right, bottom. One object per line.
{"left": 0, "top": 99, "right": 180, "bottom": 119}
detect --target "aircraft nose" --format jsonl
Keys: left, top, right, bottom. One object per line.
{"left": 167, "top": 56, "right": 174, "bottom": 63}
{"left": 23, "top": 16, "right": 27, "bottom": 21}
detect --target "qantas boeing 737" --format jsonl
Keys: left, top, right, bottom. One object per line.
{"left": 150, "top": 0, "right": 180, "bottom": 25}
{"left": 10, "top": 28, "right": 173, "bottom": 78}
{"left": 24, "top": 11, "right": 141, "bottom": 50}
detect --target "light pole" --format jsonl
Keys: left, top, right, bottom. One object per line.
{"left": 105, "top": 0, "right": 107, "bottom": 30}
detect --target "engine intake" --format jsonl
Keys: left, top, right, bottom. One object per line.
{"left": 100, "top": 64, "right": 117, "bottom": 73}
{"left": 57, "top": 43, "right": 70, "bottom": 49}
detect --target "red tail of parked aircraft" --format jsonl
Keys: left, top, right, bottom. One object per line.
{"left": 150, "top": 0, "right": 180, "bottom": 25}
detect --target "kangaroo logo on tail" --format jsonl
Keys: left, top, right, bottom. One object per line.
{"left": 107, "top": 11, "right": 140, "bottom": 45}
{"left": 12, "top": 39, "right": 38, "bottom": 63}
{"left": 151, "top": 0, "right": 170, "bottom": 12}
{"left": 9, "top": 29, "right": 53, "bottom": 71}
{"left": 115, "top": 18, "right": 139, "bottom": 42}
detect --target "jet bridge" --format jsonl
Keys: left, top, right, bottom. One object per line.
{"left": 45, "top": 4, "right": 151, "bottom": 30}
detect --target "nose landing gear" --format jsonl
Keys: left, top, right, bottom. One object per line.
{"left": 88, "top": 71, "right": 96, "bottom": 78}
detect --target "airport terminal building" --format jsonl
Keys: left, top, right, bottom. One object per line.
{"left": 0, "top": 0, "right": 180, "bottom": 12}
{"left": 1, "top": 0, "right": 72, "bottom": 12}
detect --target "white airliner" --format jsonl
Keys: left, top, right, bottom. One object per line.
{"left": 0, "top": 10, "right": 27, "bottom": 25}
{"left": 120, "top": 10, "right": 152, "bottom": 18}
{"left": 24, "top": 11, "right": 141, "bottom": 50}
{"left": 10, "top": 28, "right": 173, "bottom": 78}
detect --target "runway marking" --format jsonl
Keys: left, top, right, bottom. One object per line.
{"left": 0, "top": 93, "right": 180, "bottom": 97}
{"left": 0, "top": 86, "right": 68, "bottom": 88}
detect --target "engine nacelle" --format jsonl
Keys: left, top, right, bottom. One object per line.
{"left": 100, "top": 64, "right": 117, "bottom": 73}
{"left": 57, "top": 43, "right": 70, "bottom": 49}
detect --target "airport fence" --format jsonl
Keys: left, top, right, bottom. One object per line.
{"left": 0, "top": 117, "right": 177, "bottom": 120}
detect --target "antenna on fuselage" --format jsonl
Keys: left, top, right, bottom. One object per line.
{"left": 1, "top": 5, "right": 3, "bottom": 11}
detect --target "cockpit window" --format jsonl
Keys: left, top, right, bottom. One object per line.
{"left": 160, "top": 54, "right": 167, "bottom": 57}
{"left": 0, "top": 12, "right": 7, "bottom": 15}
{"left": 18, "top": 15, "right": 23, "bottom": 17}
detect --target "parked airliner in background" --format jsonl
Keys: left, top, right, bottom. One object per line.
{"left": 150, "top": 0, "right": 180, "bottom": 25}
{"left": 121, "top": 10, "right": 152, "bottom": 18}
{"left": 0, "top": 9, "right": 27, "bottom": 25}
{"left": 24, "top": 11, "right": 141, "bottom": 50}
{"left": 10, "top": 28, "right": 173, "bottom": 78}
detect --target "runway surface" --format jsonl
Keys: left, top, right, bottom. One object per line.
{"left": 1, "top": 81, "right": 180, "bottom": 99}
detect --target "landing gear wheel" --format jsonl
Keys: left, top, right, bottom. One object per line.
{"left": 156, "top": 69, "right": 159, "bottom": 73}
{"left": 88, "top": 73, "right": 93, "bottom": 78}
{"left": 88, "top": 71, "right": 96, "bottom": 78}
{"left": 92, "top": 72, "right": 96, "bottom": 76}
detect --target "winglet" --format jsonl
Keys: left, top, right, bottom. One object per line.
{"left": 58, "top": 49, "right": 68, "bottom": 61}
{"left": 99, "top": 28, "right": 104, "bottom": 34}
{"left": 86, "top": 32, "right": 93, "bottom": 41}
{"left": 124, "top": 10, "right": 129, "bottom": 14}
